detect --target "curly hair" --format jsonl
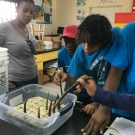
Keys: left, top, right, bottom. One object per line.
{"left": 17, "top": 0, "right": 35, "bottom": 6}
{"left": 77, "top": 14, "right": 112, "bottom": 48}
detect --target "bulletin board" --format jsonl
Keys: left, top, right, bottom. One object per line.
{"left": 32, "top": 0, "right": 52, "bottom": 24}
{"left": 89, "top": 6, "right": 122, "bottom": 25}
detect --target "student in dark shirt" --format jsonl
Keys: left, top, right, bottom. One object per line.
{"left": 77, "top": 75, "right": 135, "bottom": 112}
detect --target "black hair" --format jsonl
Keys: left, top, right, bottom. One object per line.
{"left": 77, "top": 14, "right": 112, "bottom": 48}
{"left": 17, "top": 0, "right": 35, "bottom": 6}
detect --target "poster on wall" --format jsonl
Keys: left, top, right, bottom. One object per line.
{"left": 77, "top": 0, "right": 86, "bottom": 6}
{"left": 100, "top": 0, "right": 116, "bottom": 3}
{"left": 76, "top": 8, "right": 85, "bottom": 24}
{"left": 32, "top": 0, "right": 52, "bottom": 24}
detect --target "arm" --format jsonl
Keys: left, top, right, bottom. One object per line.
{"left": 92, "top": 87, "right": 135, "bottom": 112}
{"left": 54, "top": 49, "right": 77, "bottom": 86}
{"left": 103, "top": 65, "right": 123, "bottom": 92}
{"left": 27, "top": 25, "right": 38, "bottom": 50}
{"left": 77, "top": 74, "right": 135, "bottom": 112}
{"left": 91, "top": 64, "right": 123, "bottom": 122}
{"left": 57, "top": 50, "right": 67, "bottom": 73}
{"left": 53, "top": 67, "right": 78, "bottom": 86}
{"left": 54, "top": 45, "right": 84, "bottom": 86}
{"left": 96, "top": 65, "right": 123, "bottom": 125}
{"left": 97, "top": 60, "right": 123, "bottom": 118}
{"left": 67, "top": 45, "right": 85, "bottom": 85}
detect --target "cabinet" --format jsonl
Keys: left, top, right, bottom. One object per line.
{"left": 34, "top": 50, "right": 59, "bottom": 85}
{"left": 38, "top": 70, "right": 43, "bottom": 85}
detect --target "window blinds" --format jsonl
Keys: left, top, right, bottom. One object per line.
{"left": 0, "top": 1, "right": 16, "bottom": 23}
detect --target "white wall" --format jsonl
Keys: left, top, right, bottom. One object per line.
{"left": 56, "top": 0, "right": 77, "bottom": 26}
{"left": 55, "top": 0, "right": 133, "bottom": 29}
{"left": 35, "top": 0, "right": 133, "bottom": 35}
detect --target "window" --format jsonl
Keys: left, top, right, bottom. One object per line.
{"left": 0, "top": 1, "right": 16, "bottom": 23}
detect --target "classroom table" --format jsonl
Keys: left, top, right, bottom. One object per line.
{"left": 0, "top": 106, "right": 134, "bottom": 135}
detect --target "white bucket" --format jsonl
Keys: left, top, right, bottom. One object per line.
{"left": 0, "top": 47, "right": 9, "bottom": 95}
{"left": 0, "top": 56, "right": 9, "bottom": 66}
{"left": 0, "top": 47, "right": 8, "bottom": 57}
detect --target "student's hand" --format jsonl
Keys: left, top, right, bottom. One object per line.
{"left": 76, "top": 83, "right": 84, "bottom": 92}
{"left": 76, "top": 75, "right": 97, "bottom": 97}
{"left": 53, "top": 71, "right": 68, "bottom": 85}
{"left": 9, "top": 82, "right": 16, "bottom": 90}
{"left": 81, "top": 106, "right": 110, "bottom": 135}
{"left": 83, "top": 102, "right": 99, "bottom": 115}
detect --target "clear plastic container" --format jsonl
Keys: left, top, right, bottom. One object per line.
{"left": 0, "top": 47, "right": 9, "bottom": 95}
{"left": 0, "top": 84, "right": 77, "bottom": 135}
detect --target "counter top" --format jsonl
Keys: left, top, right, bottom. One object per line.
{"left": 35, "top": 47, "right": 61, "bottom": 55}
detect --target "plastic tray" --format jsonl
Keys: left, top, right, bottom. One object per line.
{"left": 0, "top": 84, "right": 77, "bottom": 135}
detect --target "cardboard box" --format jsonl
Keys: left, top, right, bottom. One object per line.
{"left": 46, "top": 67, "right": 63, "bottom": 82}
{"left": 36, "top": 40, "right": 44, "bottom": 52}
{"left": 46, "top": 67, "right": 57, "bottom": 76}
{"left": 52, "top": 37, "right": 60, "bottom": 49}
{"left": 38, "top": 70, "right": 43, "bottom": 85}
{"left": 44, "top": 36, "right": 60, "bottom": 49}
{"left": 43, "top": 74, "right": 50, "bottom": 84}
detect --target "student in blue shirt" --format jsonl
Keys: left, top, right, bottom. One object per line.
{"left": 103, "top": 21, "right": 135, "bottom": 123}
{"left": 58, "top": 25, "right": 78, "bottom": 73}
{"left": 54, "top": 14, "right": 121, "bottom": 116}
{"left": 57, "top": 25, "right": 92, "bottom": 105}
{"left": 74, "top": 22, "right": 135, "bottom": 135}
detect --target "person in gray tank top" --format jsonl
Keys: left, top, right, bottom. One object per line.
{"left": 0, "top": 0, "right": 38, "bottom": 89}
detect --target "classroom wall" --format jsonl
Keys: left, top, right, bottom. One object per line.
{"left": 55, "top": 0, "right": 133, "bottom": 28}
{"left": 44, "top": 0, "right": 133, "bottom": 34}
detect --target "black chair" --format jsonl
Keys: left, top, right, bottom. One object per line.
{"left": 57, "top": 26, "right": 64, "bottom": 35}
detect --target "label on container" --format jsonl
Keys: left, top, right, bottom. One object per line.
{"left": 9, "top": 94, "right": 23, "bottom": 107}
{"left": 0, "top": 71, "right": 7, "bottom": 94}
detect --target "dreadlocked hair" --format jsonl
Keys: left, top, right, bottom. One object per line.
{"left": 77, "top": 14, "right": 112, "bottom": 48}
{"left": 17, "top": 0, "right": 35, "bottom": 6}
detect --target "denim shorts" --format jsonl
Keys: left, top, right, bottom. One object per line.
{"left": 9, "top": 76, "right": 38, "bottom": 89}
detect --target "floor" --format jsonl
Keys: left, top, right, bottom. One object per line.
{"left": 43, "top": 81, "right": 65, "bottom": 95}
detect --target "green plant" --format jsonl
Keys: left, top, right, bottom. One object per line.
{"left": 46, "top": 93, "right": 49, "bottom": 110}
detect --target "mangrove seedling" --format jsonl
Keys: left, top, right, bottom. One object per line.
{"left": 48, "top": 100, "right": 53, "bottom": 116}
{"left": 54, "top": 76, "right": 93, "bottom": 108}
{"left": 24, "top": 100, "right": 27, "bottom": 113}
{"left": 46, "top": 93, "right": 49, "bottom": 110}
{"left": 53, "top": 98, "right": 57, "bottom": 113}
{"left": 60, "top": 79, "right": 63, "bottom": 96}
{"left": 57, "top": 94, "right": 60, "bottom": 110}
{"left": 38, "top": 107, "right": 40, "bottom": 118}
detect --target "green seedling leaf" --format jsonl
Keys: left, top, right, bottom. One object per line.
{"left": 48, "top": 100, "right": 53, "bottom": 116}
{"left": 46, "top": 93, "right": 49, "bottom": 110}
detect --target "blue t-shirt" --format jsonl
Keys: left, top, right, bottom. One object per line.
{"left": 68, "top": 27, "right": 121, "bottom": 98}
{"left": 57, "top": 47, "right": 72, "bottom": 72}
{"left": 58, "top": 47, "right": 78, "bottom": 96}
{"left": 104, "top": 22, "right": 135, "bottom": 119}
